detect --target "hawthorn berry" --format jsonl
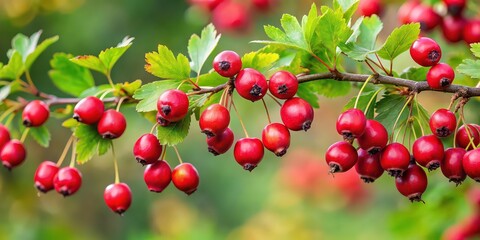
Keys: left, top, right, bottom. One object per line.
{"left": 268, "top": 70, "right": 298, "bottom": 99}
{"left": 262, "top": 123, "right": 291, "bottom": 157}
{"left": 34, "top": 161, "right": 59, "bottom": 193}
{"left": 336, "top": 109, "right": 367, "bottom": 141}
{"left": 97, "top": 110, "right": 127, "bottom": 139}
{"left": 441, "top": 16, "right": 466, "bottom": 43}
{"left": 455, "top": 124, "right": 480, "bottom": 150}
{"left": 280, "top": 97, "right": 314, "bottom": 131}
{"left": 410, "top": 37, "right": 442, "bottom": 67}
{"left": 73, "top": 96, "right": 105, "bottom": 125}
{"left": 213, "top": 50, "right": 242, "bottom": 77}
{"left": 199, "top": 103, "right": 230, "bottom": 137}
{"left": 172, "top": 163, "right": 200, "bottom": 195}
{"left": 412, "top": 135, "right": 444, "bottom": 171}
{"left": 156, "top": 112, "right": 170, "bottom": 127}
{"left": 358, "top": 0, "right": 382, "bottom": 17}
{"left": 409, "top": 4, "right": 441, "bottom": 32}
{"left": 0, "top": 140, "right": 26, "bottom": 170}
{"left": 463, "top": 149, "right": 480, "bottom": 182}
{"left": 441, "top": 148, "right": 467, "bottom": 185}
{"left": 53, "top": 167, "right": 82, "bottom": 197}
{"left": 133, "top": 134, "right": 162, "bottom": 165}
{"left": 144, "top": 160, "right": 172, "bottom": 192}
{"left": 429, "top": 108, "right": 456, "bottom": 137}
{"left": 463, "top": 20, "right": 480, "bottom": 45}
{"left": 357, "top": 119, "right": 388, "bottom": 154}
{"left": 206, "top": 127, "right": 234, "bottom": 156}
{"left": 398, "top": 0, "right": 420, "bottom": 24}
{"left": 104, "top": 183, "right": 132, "bottom": 215}
{"left": 22, "top": 100, "right": 50, "bottom": 127}
{"left": 325, "top": 141, "right": 358, "bottom": 173}
{"left": 234, "top": 138, "right": 264, "bottom": 171}
{"left": 0, "top": 124, "right": 11, "bottom": 150}
{"left": 235, "top": 68, "right": 268, "bottom": 102}
{"left": 157, "top": 89, "right": 189, "bottom": 122}
{"left": 443, "top": 0, "right": 466, "bottom": 16}
{"left": 212, "top": 1, "right": 250, "bottom": 32}
{"left": 380, "top": 143, "right": 411, "bottom": 177}
{"left": 252, "top": 0, "right": 275, "bottom": 11}
{"left": 355, "top": 149, "right": 384, "bottom": 183}
{"left": 188, "top": 0, "right": 224, "bottom": 11}
{"left": 426, "top": 63, "right": 455, "bottom": 89}
{"left": 395, "top": 162, "right": 428, "bottom": 202}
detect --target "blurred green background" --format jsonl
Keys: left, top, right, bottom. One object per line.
{"left": 0, "top": 0, "right": 479, "bottom": 239}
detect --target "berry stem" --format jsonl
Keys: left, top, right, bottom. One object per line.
{"left": 460, "top": 105, "right": 477, "bottom": 149}
{"left": 453, "top": 116, "right": 462, "bottom": 148}
{"left": 354, "top": 74, "right": 375, "bottom": 109}
{"left": 0, "top": 105, "right": 21, "bottom": 122}
{"left": 150, "top": 123, "right": 159, "bottom": 134}
{"left": 364, "top": 60, "right": 378, "bottom": 74}
{"left": 172, "top": 145, "right": 183, "bottom": 164}
{"left": 99, "top": 89, "right": 116, "bottom": 100}
{"left": 69, "top": 138, "right": 77, "bottom": 167}
{"left": 106, "top": 72, "right": 115, "bottom": 89}
{"left": 116, "top": 97, "right": 127, "bottom": 112}
{"left": 364, "top": 87, "right": 384, "bottom": 114}
{"left": 231, "top": 98, "right": 249, "bottom": 138}
{"left": 57, "top": 135, "right": 74, "bottom": 167}
{"left": 25, "top": 70, "right": 38, "bottom": 91}
{"left": 20, "top": 127, "right": 30, "bottom": 143}
{"left": 111, "top": 143, "right": 120, "bottom": 184}
{"left": 375, "top": 53, "right": 389, "bottom": 75}
{"left": 261, "top": 98, "right": 272, "bottom": 124}
{"left": 390, "top": 95, "right": 413, "bottom": 142}
{"left": 3, "top": 114, "right": 14, "bottom": 128}
{"left": 267, "top": 93, "right": 282, "bottom": 107}
{"left": 160, "top": 145, "right": 167, "bottom": 160}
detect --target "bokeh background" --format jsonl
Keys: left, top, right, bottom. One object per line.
{"left": 0, "top": 0, "right": 479, "bottom": 239}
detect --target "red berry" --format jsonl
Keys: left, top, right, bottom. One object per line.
{"left": 104, "top": 183, "right": 132, "bottom": 215}
{"left": 455, "top": 124, "right": 480, "bottom": 150}
{"left": 380, "top": 143, "right": 411, "bottom": 177}
{"left": 144, "top": 160, "right": 172, "bottom": 192}
{"left": 0, "top": 124, "right": 11, "bottom": 150}
{"left": 409, "top": 4, "right": 441, "bottom": 32}
{"left": 213, "top": 50, "right": 242, "bottom": 77}
{"left": 172, "top": 163, "right": 200, "bottom": 195}
{"left": 97, "top": 109, "right": 127, "bottom": 139}
{"left": 358, "top": 0, "right": 382, "bottom": 17}
{"left": 199, "top": 103, "right": 230, "bottom": 137}
{"left": 398, "top": 0, "right": 420, "bottom": 24}
{"left": 463, "top": 149, "right": 480, "bottom": 182}
{"left": 22, "top": 100, "right": 49, "bottom": 127}
{"left": 441, "top": 16, "right": 466, "bottom": 43}
{"left": 441, "top": 148, "right": 466, "bottom": 185}
{"left": 426, "top": 63, "right": 455, "bottom": 89}
{"left": 280, "top": 97, "right": 314, "bottom": 131}
{"left": 0, "top": 140, "right": 26, "bottom": 170}
{"left": 443, "top": 0, "right": 466, "bottom": 16}
{"left": 73, "top": 96, "right": 104, "bottom": 125}
{"left": 34, "top": 161, "right": 59, "bottom": 193}
{"left": 206, "top": 127, "right": 234, "bottom": 156}
{"left": 156, "top": 112, "right": 171, "bottom": 127}
{"left": 395, "top": 162, "right": 428, "bottom": 202}
{"left": 355, "top": 149, "right": 384, "bottom": 183}
{"left": 252, "top": 0, "right": 275, "bottom": 11}
{"left": 53, "top": 167, "right": 82, "bottom": 197}
{"left": 157, "top": 89, "right": 189, "bottom": 122}
{"left": 262, "top": 123, "right": 290, "bottom": 157}
{"left": 357, "top": 119, "right": 389, "bottom": 154}
{"left": 410, "top": 37, "right": 442, "bottom": 67}
{"left": 234, "top": 137, "right": 264, "bottom": 171}
{"left": 412, "top": 135, "right": 444, "bottom": 171}
{"left": 325, "top": 141, "right": 358, "bottom": 173}
{"left": 235, "top": 68, "right": 268, "bottom": 102}
{"left": 336, "top": 109, "right": 367, "bottom": 141}
{"left": 212, "top": 1, "right": 250, "bottom": 32}
{"left": 463, "top": 19, "right": 480, "bottom": 44}
{"left": 188, "top": 0, "right": 224, "bottom": 11}
{"left": 268, "top": 71, "right": 298, "bottom": 100}
{"left": 133, "top": 134, "right": 162, "bottom": 165}
{"left": 429, "top": 108, "right": 456, "bottom": 137}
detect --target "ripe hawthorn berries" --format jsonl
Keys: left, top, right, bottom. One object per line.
{"left": 357, "top": 119, "right": 388, "bottom": 154}
{"left": 252, "top": 0, "right": 275, "bottom": 11}
{"left": 395, "top": 162, "right": 428, "bottom": 202}
{"left": 441, "top": 16, "right": 466, "bottom": 43}
{"left": 133, "top": 134, "right": 162, "bottom": 165}
{"left": 410, "top": 37, "right": 442, "bottom": 67}
{"left": 0, "top": 140, "right": 27, "bottom": 170}
{"left": 144, "top": 160, "right": 172, "bottom": 192}
{"left": 441, "top": 148, "right": 467, "bottom": 185}
{"left": 380, "top": 143, "right": 411, "bottom": 177}
{"left": 280, "top": 97, "right": 314, "bottom": 131}
{"left": 455, "top": 124, "right": 480, "bottom": 150}
{"left": 398, "top": 0, "right": 420, "bottom": 24}
{"left": 213, "top": 50, "right": 242, "bottom": 77}
{"left": 206, "top": 127, "right": 234, "bottom": 156}
{"left": 234, "top": 138, "right": 264, "bottom": 171}
{"left": 262, "top": 123, "right": 291, "bottom": 157}
{"left": 53, "top": 167, "right": 82, "bottom": 197}
{"left": 429, "top": 108, "right": 456, "bottom": 137}
{"left": 426, "top": 63, "right": 455, "bottom": 89}
{"left": 336, "top": 109, "right": 367, "bottom": 141}
{"left": 0, "top": 124, "right": 10, "bottom": 150}
{"left": 409, "top": 4, "right": 441, "bottom": 32}
{"left": 443, "top": 0, "right": 466, "bottom": 16}
{"left": 463, "top": 20, "right": 480, "bottom": 44}
{"left": 104, "top": 183, "right": 132, "bottom": 215}
{"left": 355, "top": 149, "right": 384, "bottom": 183}
{"left": 34, "top": 161, "right": 59, "bottom": 193}
{"left": 325, "top": 141, "right": 358, "bottom": 173}
{"left": 156, "top": 112, "right": 170, "bottom": 127}
{"left": 463, "top": 148, "right": 480, "bottom": 182}
{"left": 22, "top": 100, "right": 50, "bottom": 127}
{"left": 73, "top": 96, "right": 105, "bottom": 125}
{"left": 97, "top": 110, "right": 127, "bottom": 139}
{"left": 412, "top": 134, "right": 444, "bottom": 171}
{"left": 172, "top": 163, "right": 200, "bottom": 195}
{"left": 212, "top": 1, "right": 250, "bottom": 32}
{"left": 358, "top": 0, "right": 382, "bottom": 17}
{"left": 199, "top": 103, "right": 230, "bottom": 137}
{"left": 268, "top": 71, "right": 298, "bottom": 100}
{"left": 235, "top": 68, "right": 268, "bottom": 102}
{"left": 157, "top": 89, "right": 189, "bottom": 122}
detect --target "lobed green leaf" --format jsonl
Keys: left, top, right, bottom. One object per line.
{"left": 30, "top": 126, "right": 51, "bottom": 148}
{"left": 133, "top": 80, "right": 191, "bottom": 112}
{"left": 157, "top": 114, "right": 191, "bottom": 146}
{"left": 70, "top": 55, "right": 107, "bottom": 74}
{"left": 49, "top": 53, "right": 95, "bottom": 97}
{"left": 0, "top": 51, "right": 24, "bottom": 79}
{"left": 145, "top": 45, "right": 191, "bottom": 80}
{"left": 98, "top": 36, "right": 134, "bottom": 71}
{"left": 188, "top": 24, "right": 220, "bottom": 74}
{"left": 241, "top": 52, "right": 279, "bottom": 74}
{"left": 470, "top": 43, "right": 480, "bottom": 58}
{"left": 74, "top": 124, "right": 111, "bottom": 164}
{"left": 457, "top": 59, "right": 480, "bottom": 79}
{"left": 25, "top": 35, "right": 59, "bottom": 70}
{"left": 377, "top": 23, "right": 420, "bottom": 61}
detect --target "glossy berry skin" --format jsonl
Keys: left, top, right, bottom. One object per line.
{"left": 22, "top": 100, "right": 49, "bottom": 127}
{"left": 97, "top": 110, "right": 127, "bottom": 139}
{"left": 212, "top": 1, "right": 250, "bottom": 32}
{"left": 426, "top": 63, "right": 455, "bottom": 89}
{"left": 280, "top": 97, "right": 314, "bottom": 131}
{"left": 235, "top": 68, "right": 268, "bottom": 102}
{"left": 443, "top": 0, "right": 466, "bottom": 16}
{"left": 398, "top": 0, "right": 420, "bottom": 24}
{"left": 172, "top": 163, "right": 200, "bottom": 195}
{"left": 268, "top": 71, "right": 298, "bottom": 99}
{"left": 156, "top": 112, "right": 170, "bottom": 127}
{"left": 199, "top": 103, "right": 230, "bottom": 137}
{"left": 463, "top": 149, "right": 480, "bottom": 182}
{"left": 144, "top": 160, "right": 172, "bottom": 192}
{"left": 395, "top": 163, "right": 428, "bottom": 202}
{"left": 73, "top": 96, "right": 105, "bottom": 125}
{"left": 441, "top": 16, "right": 466, "bottom": 43}
{"left": 455, "top": 124, "right": 480, "bottom": 150}
{"left": 104, "top": 183, "right": 132, "bottom": 215}
{"left": 358, "top": 0, "right": 382, "bottom": 17}
{"left": 412, "top": 135, "right": 444, "bottom": 171}
{"left": 355, "top": 149, "right": 384, "bottom": 183}
{"left": 441, "top": 148, "right": 466, "bottom": 185}
{"left": 357, "top": 119, "right": 388, "bottom": 154}
{"left": 409, "top": 4, "right": 441, "bottom": 32}
{"left": 429, "top": 108, "right": 456, "bottom": 137}
{"left": 133, "top": 134, "right": 162, "bottom": 165}
{"left": 34, "top": 161, "right": 59, "bottom": 193}
{"left": 463, "top": 20, "right": 480, "bottom": 45}
{"left": 325, "top": 141, "right": 358, "bottom": 173}
{"left": 0, "top": 140, "right": 26, "bottom": 170}
{"left": 213, "top": 50, "right": 242, "bottom": 77}
{"left": 262, "top": 123, "right": 291, "bottom": 157}
{"left": 380, "top": 143, "right": 411, "bottom": 177}
{"left": 336, "top": 109, "right": 366, "bottom": 140}
{"left": 410, "top": 37, "right": 442, "bottom": 67}
{"left": 234, "top": 138, "right": 264, "bottom": 171}
{"left": 53, "top": 167, "right": 82, "bottom": 197}
{"left": 157, "top": 89, "right": 189, "bottom": 122}
{"left": 207, "top": 127, "right": 234, "bottom": 156}
{"left": 0, "top": 124, "right": 11, "bottom": 150}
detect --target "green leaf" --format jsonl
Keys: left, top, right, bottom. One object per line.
{"left": 0, "top": 85, "right": 11, "bottom": 102}
{"left": 356, "top": 15, "right": 383, "bottom": 50}
{"left": 30, "top": 126, "right": 51, "bottom": 148}
{"left": 118, "top": 79, "right": 142, "bottom": 96}
{"left": 196, "top": 72, "right": 228, "bottom": 87}
{"left": 377, "top": 23, "right": 420, "bottom": 61}
{"left": 343, "top": 90, "right": 378, "bottom": 119}
{"left": 297, "top": 84, "right": 320, "bottom": 108}
{"left": 0, "top": 51, "right": 24, "bottom": 79}
{"left": 333, "top": 0, "right": 359, "bottom": 20}
{"left": 25, "top": 35, "right": 59, "bottom": 70}
{"left": 74, "top": 124, "right": 111, "bottom": 164}
{"left": 302, "top": 3, "right": 320, "bottom": 48}
{"left": 300, "top": 79, "right": 351, "bottom": 100}
{"left": 241, "top": 52, "right": 279, "bottom": 73}
{"left": 98, "top": 36, "right": 134, "bottom": 71}
{"left": 49, "top": 53, "right": 95, "bottom": 97}
{"left": 70, "top": 55, "right": 107, "bottom": 74}
{"left": 399, "top": 67, "right": 429, "bottom": 81}
{"left": 9, "top": 33, "right": 31, "bottom": 61}
{"left": 62, "top": 118, "right": 79, "bottom": 128}
{"left": 457, "top": 59, "right": 480, "bottom": 79}
{"left": 470, "top": 43, "right": 480, "bottom": 58}
{"left": 133, "top": 80, "right": 190, "bottom": 112}
{"left": 145, "top": 45, "right": 191, "bottom": 80}
{"left": 375, "top": 94, "right": 409, "bottom": 135}
{"left": 188, "top": 24, "right": 220, "bottom": 74}
{"left": 157, "top": 114, "right": 191, "bottom": 146}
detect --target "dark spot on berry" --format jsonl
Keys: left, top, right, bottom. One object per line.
{"left": 387, "top": 169, "right": 404, "bottom": 178}
{"left": 275, "top": 148, "right": 287, "bottom": 157}
{"left": 73, "top": 114, "right": 82, "bottom": 122}
{"left": 449, "top": 178, "right": 464, "bottom": 187}
{"left": 302, "top": 120, "right": 312, "bottom": 131}
{"left": 329, "top": 163, "right": 341, "bottom": 173}
{"left": 208, "top": 147, "right": 219, "bottom": 156}
{"left": 60, "top": 189, "right": 72, "bottom": 197}
{"left": 408, "top": 193, "right": 425, "bottom": 203}
{"left": 427, "top": 161, "right": 440, "bottom": 171}
{"left": 102, "top": 132, "right": 117, "bottom": 139}
{"left": 161, "top": 105, "right": 171, "bottom": 116}
{"left": 243, "top": 163, "right": 256, "bottom": 172}
{"left": 2, "top": 163, "right": 11, "bottom": 171}
{"left": 185, "top": 188, "right": 197, "bottom": 195}
{"left": 342, "top": 132, "right": 354, "bottom": 142}
{"left": 219, "top": 61, "right": 231, "bottom": 71}
{"left": 368, "top": 147, "right": 381, "bottom": 155}
{"left": 250, "top": 84, "right": 263, "bottom": 97}
{"left": 149, "top": 189, "right": 162, "bottom": 193}
{"left": 441, "top": 78, "right": 451, "bottom": 87}
{"left": 419, "top": 21, "right": 427, "bottom": 31}
{"left": 360, "top": 176, "right": 375, "bottom": 183}
{"left": 201, "top": 130, "right": 215, "bottom": 138}
{"left": 447, "top": 5, "right": 462, "bottom": 16}
{"left": 115, "top": 209, "right": 126, "bottom": 215}
{"left": 436, "top": 127, "right": 451, "bottom": 137}
{"left": 157, "top": 116, "right": 170, "bottom": 127}
{"left": 277, "top": 84, "right": 288, "bottom": 94}
{"left": 428, "top": 50, "right": 440, "bottom": 63}
{"left": 475, "top": 178, "right": 480, "bottom": 183}
{"left": 35, "top": 184, "right": 47, "bottom": 193}
{"left": 135, "top": 157, "right": 147, "bottom": 166}
{"left": 23, "top": 119, "right": 32, "bottom": 127}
